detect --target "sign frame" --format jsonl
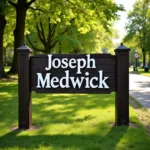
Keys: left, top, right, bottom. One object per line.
{"left": 17, "top": 43, "right": 130, "bottom": 129}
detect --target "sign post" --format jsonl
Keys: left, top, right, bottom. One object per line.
{"left": 18, "top": 44, "right": 32, "bottom": 129}
{"left": 134, "top": 51, "right": 139, "bottom": 71}
{"left": 18, "top": 43, "right": 130, "bottom": 129}
{"left": 115, "top": 43, "right": 130, "bottom": 125}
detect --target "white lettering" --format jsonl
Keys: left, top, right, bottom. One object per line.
{"left": 61, "top": 58, "right": 68, "bottom": 69}
{"left": 76, "top": 58, "right": 86, "bottom": 74}
{"left": 85, "top": 72, "right": 90, "bottom": 88}
{"left": 51, "top": 77, "right": 59, "bottom": 88}
{"left": 38, "top": 55, "right": 110, "bottom": 90}
{"left": 70, "top": 77, "right": 85, "bottom": 88}
{"left": 90, "top": 77, "right": 98, "bottom": 88}
{"left": 45, "top": 55, "right": 52, "bottom": 71}
{"left": 36, "top": 73, "right": 51, "bottom": 88}
{"left": 86, "top": 54, "right": 96, "bottom": 69}
{"left": 60, "top": 70, "right": 70, "bottom": 88}
{"left": 98, "top": 71, "right": 109, "bottom": 88}
{"left": 69, "top": 58, "right": 76, "bottom": 69}
{"left": 52, "top": 58, "right": 61, "bottom": 68}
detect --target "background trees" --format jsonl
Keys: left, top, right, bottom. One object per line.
{"left": 124, "top": 0, "right": 150, "bottom": 67}
{"left": 0, "top": 0, "right": 124, "bottom": 77}
{"left": 8, "top": 0, "right": 36, "bottom": 74}
{"left": 0, "top": 0, "right": 7, "bottom": 78}
{"left": 26, "top": 0, "right": 123, "bottom": 54}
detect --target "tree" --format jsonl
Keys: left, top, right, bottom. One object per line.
{"left": 0, "top": 0, "right": 7, "bottom": 78}
{"left": 2, "top": 0, "right": 123, "bottom": 74}
{"left": 26, "top": 13, "right": 75, "bottom": 54}
{"left": 55, "top": 25, "right": 116, "bottom": 54}
{"left": 26, "top": 0, "right": 124, "bottom": 54}
{"left": 8, "top": 0, "right": 36, "bottom": 74}
{"left": 125, "top": 0, "right": 150, "bottom": 67}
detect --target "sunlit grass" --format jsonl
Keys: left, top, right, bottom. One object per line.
{"left": 3, "top": 66, "right": 18, "bottom": 79}
{"left": 137, "top": 68, "right": 150, "bottom": 76}
{"left": 129, "top": 67, "right": 150, "bottom": 77}
{"left": 4, "top": 66, "right": 10, "bottom": 73}
{"left": 0, "top": 79, "right": 150, "bottom": 150}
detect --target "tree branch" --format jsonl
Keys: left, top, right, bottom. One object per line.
{"left": 51, "top": 40, "right": 58, "bottom": 49}
{"left": 7, "top": 0, "right": 17, "bottom": 8}
{"left": 26, "top": 0, "right": 36, "bottom": 8}
{"left": 36, "top": 23, "right": 45, "bottom": 44}
{"left": 51, "top": 24, "right": 57, "bottom": 36}
{"left": 29, "top": 6, "right": 53, "bottom": 13}
{"left": 26, "top": 35, "right": 44, "bottom": 52}
{"left": 47, "top": 22, "right": 57, "bottom": 43}
{"left": 29, "top": 7, "right": 46, "bottom": 13}
{"left": 64, "top": 0, "right": 76, "bottom": 8}
{"left": 47, "top": 17, "right": 52, "bottom": 42}
{"left": 33, "top": 13, "right": 46, "bottom": 45}
{"left": 61, "top": 18, "right": 75, "bottom": 35}
{"left": 39, "top": 19, "right": 47, "bottom": 43}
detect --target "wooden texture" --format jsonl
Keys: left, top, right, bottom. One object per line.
{"left": 18, "top": 45, "right": 32, "bottom": 129}
{"left": 30, "top": 54, "right": 117, "bottom": 94}
{"left": 115, "top": 44, "right": 130, "bottom": 126}
{"left": 17, "top": 44, "right": 130, "bottom": 129}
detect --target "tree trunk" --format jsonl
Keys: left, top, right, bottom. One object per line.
{"left": 59, "top": 41, "right": 61, "bottom": 54}
{"left": 8, "top": 2, "right": 27, "bottom": 74}
{"left": 142, "top": 48, "right": 146, "bottom": 68}
{"left": 3, "top": 47, "right": 6, "bottom": 65}
{"left": 143, "top": 52, "right": 146, "bottom": 68}
{"left": 148, "top": 51, "right": 150, "bottom": 67}
{"left": 0, "top": 14, "right": 7, "bottom": 78}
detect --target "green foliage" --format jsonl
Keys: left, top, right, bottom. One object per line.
{"left": 26, "top": 0, "right": 121, "bottom": 54}
{"left": 124, "top": 0, "right": 150, "bottom": 52}
{"left": 31, "top": 0, "right": 123, "bottom": 32}
{"left": 0, "top": 0, "right": 6, "bottom": 15}
{"left": 4, "top": 5, "right": 15, "bottom": 47}
{"left": 55, "top": 26, "right": 115, "bottom": 53}
{"left": 1, "top": 0, "right": 124, "bottom": 69}
{"left": 0, "top": 1, "right": 15, "bottom": 48}
{"left": 123, "top": 0, "right": 150, "bottom": 66}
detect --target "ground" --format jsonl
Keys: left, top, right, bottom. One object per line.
{"left": 0, "top": 76, "right": 150, "bottom": 149}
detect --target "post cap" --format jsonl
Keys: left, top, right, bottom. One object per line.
{"left": 17, "top": 44, "right": 32, "bottom": 53}
{"left": 115, "top": 43, "right": 130, "bottom": 52}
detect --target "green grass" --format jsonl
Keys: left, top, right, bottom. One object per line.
{"left": 129, "top": 67, "right": 150, "bottom": 77}
{"left": 0, "top": 79, "right": 150, "bottom": 150}
{"left": 4, "top": 66, "right": 10, "bottom": 73}
{"left": 137, "top": 68, "right": 150, "bottom": 76}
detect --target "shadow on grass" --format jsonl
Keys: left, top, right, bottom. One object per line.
{"left": 0, "top": 125, "right": 128, "bottom": 149}
{"left": 0, "top": 80, "right": 129, "bottom": 149}
{"left": 31, "top": 93, "right": 115, "bottom": 125}
{"left": 0, "top": 82, "right": 18, "bottom": 126}
{"left": 0, "top": 79, "right": 116, "bottom": 126}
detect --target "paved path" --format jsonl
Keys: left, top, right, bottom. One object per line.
{"left": 129, "top": 73, "right": 150, "bottom": 110}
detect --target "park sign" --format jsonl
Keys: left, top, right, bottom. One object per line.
{"left": 31, "top": 54, "right": 116, "bottom": 93}
{"left": 36, "top": 54, "right": 109, "bottom": 90}
{"left": 17, "top": 43, "right": 130, "bottom": 129}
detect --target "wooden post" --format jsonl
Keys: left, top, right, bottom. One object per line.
{"left": 115, "top": 43, "right": 130, "bottom": 126}
{"left": 18, "top": 44, "right": 32, "bottom": 129}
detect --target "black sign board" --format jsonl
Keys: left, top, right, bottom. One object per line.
{"left": 30, "top": 54, "right": 116, "bottom": 93}
{"left": 17, "top": 43, "right": 130, "bottom": 129}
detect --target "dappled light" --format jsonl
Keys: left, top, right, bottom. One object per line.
{"left": 0, "top": 79, "right": 150, "bottom": 149}
{"left": 31, "top": 93, "right": 115, "bottom": 126}
{"left": 0, "top": 0, "right": 150, "bottom": 149}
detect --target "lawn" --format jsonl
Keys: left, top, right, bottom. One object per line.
{"left": 130, "top": 67, "right": 150, "bottom": 77}
{"left": 0, "top": 79, "right": 150, "bottom": 150}
{"left": 4, "top": 66, "right": 10, "bottom": 73}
